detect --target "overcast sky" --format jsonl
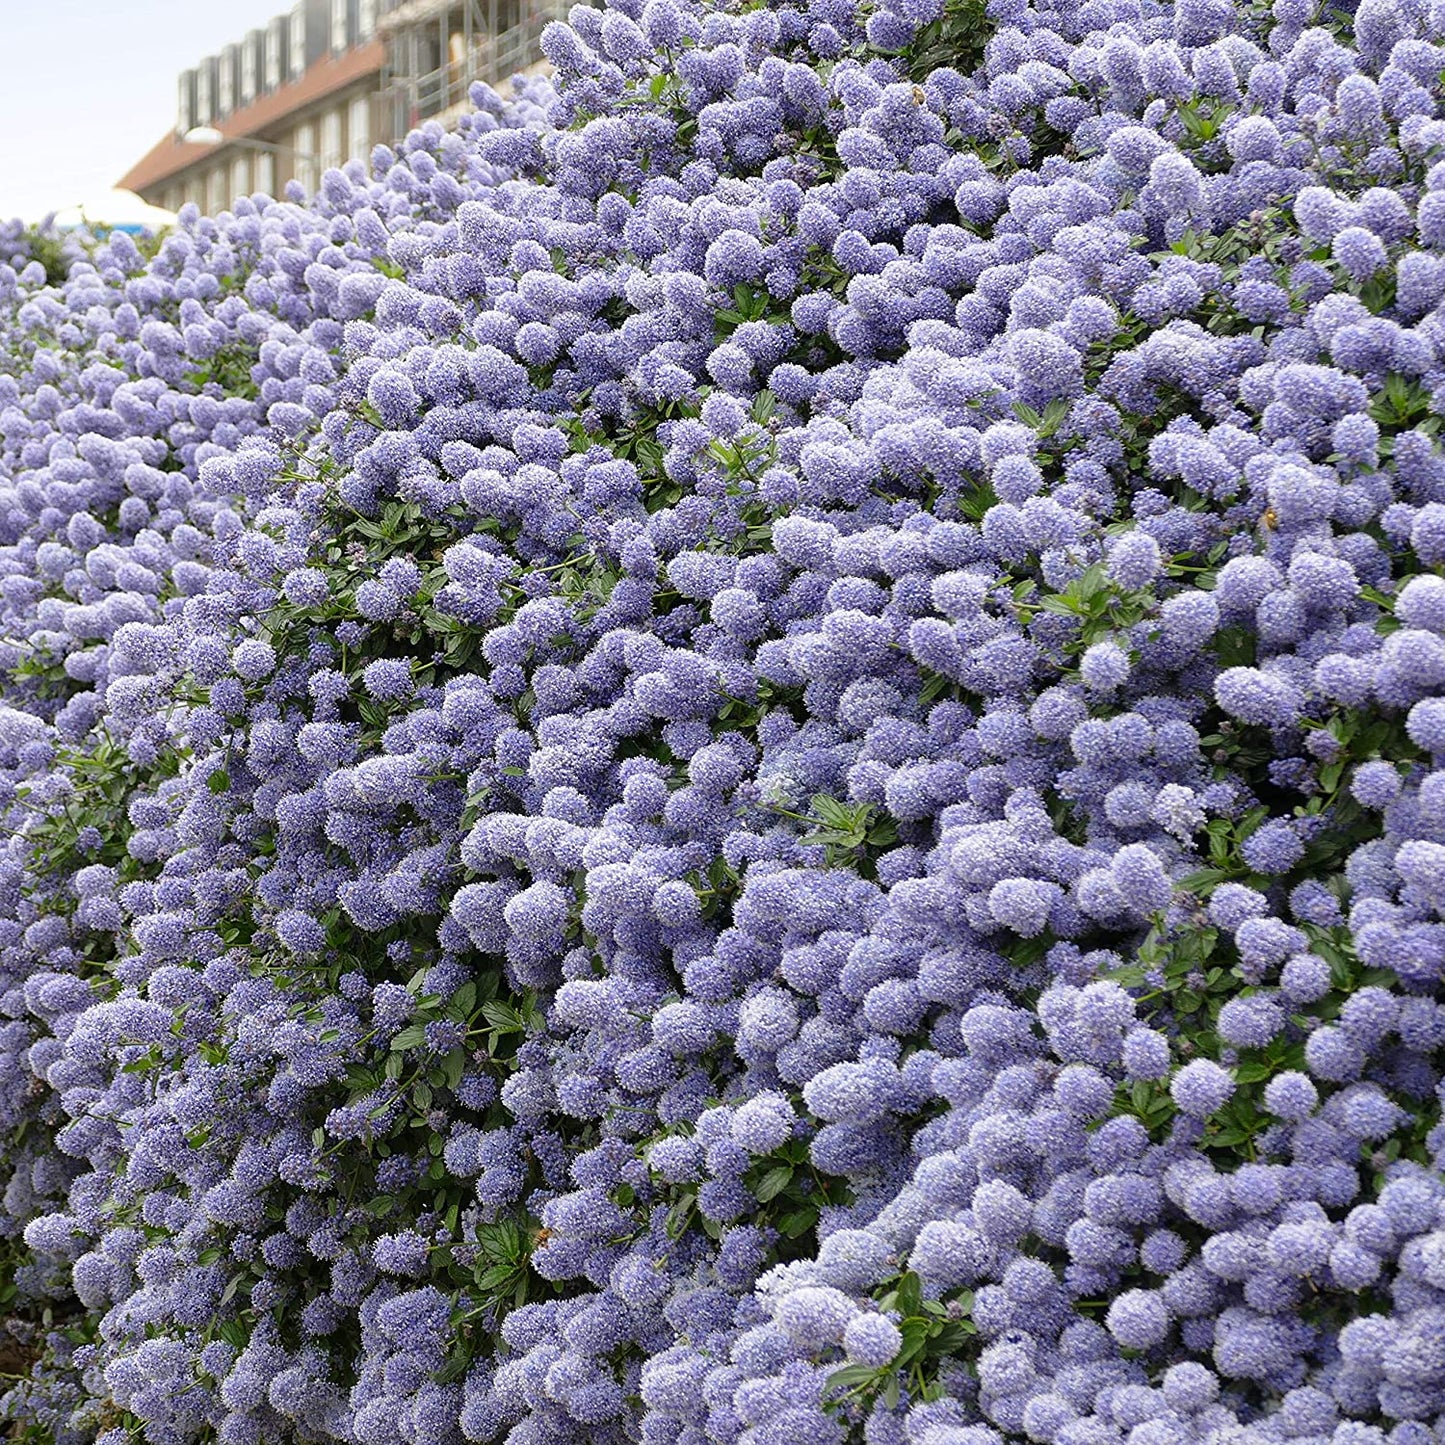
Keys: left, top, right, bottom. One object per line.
{"left": 0, "top": 0, "right": 289, "bottom": 222}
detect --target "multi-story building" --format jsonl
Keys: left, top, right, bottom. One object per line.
{"left": 119, "top": 0, "right": 565, "bottom": 215}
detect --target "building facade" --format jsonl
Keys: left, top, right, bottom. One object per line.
{"left": 118, "top": 0, "right": 564, "bottom": 215}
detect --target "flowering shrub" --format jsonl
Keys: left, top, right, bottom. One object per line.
{"left": 4, "top": 0, "right": 1445, "bottom": 1440}
{"left": 0, "top": 222, "right": 92, "bottom": 288}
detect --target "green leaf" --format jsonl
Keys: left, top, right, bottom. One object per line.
{"left": 481, "top": 1001, "right": 526, "bottom": 1034}
{"left": 476, "top": 1263, "right": 521, "bottom": 1291}
{"left": 665, "top": 1192, "right": 696, "bottom": 1240}
{"left": 1037, "top": 397, "right": 1071, "bottom": 437}
{"left": 809, "top": 793, "right": 851, "bottom": 825}
{"left": 445, "top": 981, "right": 478, "bottom": 1020}
{"left": 1178, "top": 867, "right": 1233, "bottom": 893}
{"left": 894, "top": 1270, "right": 922, "bottom": 1318}
{"left": 436, "top": 1346, "right": 472, "bottom": 1385}
{"left": 1208, "top": 1125, "right": 1254, "bottom": 1147}
{"left": 777, "top": 1205, "right": 817, "bottom": 1239}
{"left": 755, "top": 1165, "right": 794, "bottom": 1203}
{"left": 824, "top": 1363, "right": 881, "bottom": 1397}
{"left": 441, "top": 1047, "right": 467, "bottom": 1091}
{"left": 896, "top": 1318, "right": 932, "bottom": 1367}
{"left": 389, "top": 1023, "right": 427, "bottom": 1051}
{"left": 1037, "top": 594, "right": 1085, "bottom": 616}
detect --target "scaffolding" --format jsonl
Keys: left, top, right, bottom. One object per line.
{"left": 374, "top": 0, "right": 570, "bottom": 140}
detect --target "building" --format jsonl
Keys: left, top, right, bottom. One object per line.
{"left": 119, "top": 0, "right": 567, "bottom": 215}
{"left": 375, "top": 0, "right": 549, "bottom": 143}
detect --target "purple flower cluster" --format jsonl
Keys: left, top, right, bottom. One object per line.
{"left": 1, "top": 0, "right": 1445, "bottom": 1441}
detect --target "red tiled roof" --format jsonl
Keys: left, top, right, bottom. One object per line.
{"left": 118, "top": 39, "right": 385, "bottom": 195}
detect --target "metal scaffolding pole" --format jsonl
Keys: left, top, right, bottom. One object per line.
{"left": 375, "top": 0, "right": 577, "bottom": 144}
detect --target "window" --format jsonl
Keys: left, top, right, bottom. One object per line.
{"left": 177, "top": 71, "right": 195, "bottom": 136}
{"left": 294, "top": 120, "right": 319, "bottom": 194}
{"left": 231, "top": 154, "right": 252, "bottom": 204}
{"left": 217, "top": 47, "right": 236, "bottom": 116}
{"left": 264, "top": 18, "right": 286, "bottom": 91}
{"left": 417, "top": 27, "right": 444, "bottom": 117}
{"left": 331, "top": 0, "right": 351, "bottom": 53}
{"left": 321, "top": 109, "right": 344, "bottom": 172}
{"left": 289, "top": 3, "right": 308, "bottom": 81}
{"left": 241, "top": 37, "right": 259, "bottom": 105}
{"left": 348, "top": 94, "right": 370, "bottom": 164}
{"left": 255, "top": 151, "right": 276, "bottom": 197}
{"left": 206, "top": 167, "right": 227, "bottom": 215}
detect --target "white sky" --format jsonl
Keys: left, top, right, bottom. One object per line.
{"left": 0, "top": 0, "right": 289, "bottom": 222}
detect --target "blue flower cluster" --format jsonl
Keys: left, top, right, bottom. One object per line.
{"left": 3, "top": 0, "right": 1445, "bottom": 1440}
